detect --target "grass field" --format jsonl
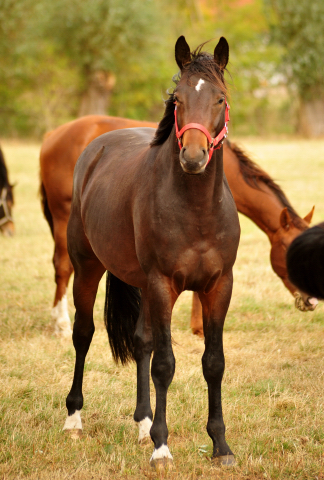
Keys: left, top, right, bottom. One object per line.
{"left": 1, "top": 138, "right": 324, "bottom": 479}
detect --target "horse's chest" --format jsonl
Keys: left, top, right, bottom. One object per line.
{"left": 138, "top": 219, "right": 236, "bottom": 292}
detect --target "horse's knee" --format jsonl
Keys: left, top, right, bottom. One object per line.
{"left": 202, "top": 351, "right": 224, "bottom": 383}
{"left": 151, "top": 350, "right": 175, "bottom": 387}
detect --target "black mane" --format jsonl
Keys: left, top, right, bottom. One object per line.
{"left": 151, "top": 45, "right": 227, "bottom": 148}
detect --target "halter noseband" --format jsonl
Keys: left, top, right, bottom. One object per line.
{"left": 0, "top": 187, "right": 13, "bottom": 226}
{"left": 174, "top": 101, "right": 230, "bottom": 165}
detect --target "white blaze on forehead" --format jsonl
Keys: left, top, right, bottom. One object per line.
{"left": 195, "top": 78, "right": 205, "bottom": 91}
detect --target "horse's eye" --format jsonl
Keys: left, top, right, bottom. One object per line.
{"left": 218, "top": 98, "right": 224, "bottom": 104}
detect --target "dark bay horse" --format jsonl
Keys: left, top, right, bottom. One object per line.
{"left": 0, "top": 147, "right": 14, "bottom": 237}
{"left": 40, "top": 122, "right": 315, "bottom": 338}
{"left": 63, "top": 36, "right": 240, "bottom": 467}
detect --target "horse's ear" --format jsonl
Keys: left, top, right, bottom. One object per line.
{"left": 279, "top": 207, "right": 292, "bottom": 230}
{"left": 175, "top": 36, "right": 191, "bottom": 70}
{"left": 303, "top": 206, "right": 315, "bottom": 225}
{"left": 214, "top": 37, "right": 229, "bottom": 72}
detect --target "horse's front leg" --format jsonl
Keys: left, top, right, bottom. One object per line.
{"left": 199, "top": 270, "right": 235, "bottom": 466}
{"left": 146, "top": 278, "right": 177, "bottom": 469}
{"left": 133, "top": 292, "right": 153, "bottom": 443}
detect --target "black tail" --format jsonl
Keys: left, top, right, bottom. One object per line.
{"left": 287, "top": 222, "right": 324, "bottom": 299}
{"left": 104, "top": 271, "right": 141, "bottom": 365}
{"left": 39, "top": 181, "right": 54, "bottom": 237}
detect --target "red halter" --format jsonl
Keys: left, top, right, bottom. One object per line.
{"left": 174, "top": 101, "right": 230, "bottom": 165}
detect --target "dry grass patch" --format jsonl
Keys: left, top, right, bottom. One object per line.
{"left": 1, "top": 139, "right": 324, "bottom": 479}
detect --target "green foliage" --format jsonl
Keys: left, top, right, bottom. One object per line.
{"left": 0, "top": 0, "right": 298, "bottom": 136}
{"left": 265, "top": 0, "right": 324, "bottom": 99}
{"left": 39, "top": 0, "right": 165, "bottom": 75}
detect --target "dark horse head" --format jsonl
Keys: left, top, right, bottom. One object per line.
{"left": 287, "top": 222, "right": 324, "bottom": 300}
{"left": 0, "top": 147, "right": 14, "bottom": 236}
{"left": 151, "top": 35, "right": 229, "bottom": 175}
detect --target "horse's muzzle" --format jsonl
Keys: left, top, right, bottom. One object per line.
{"left": 0, "top": 220, "right": 15, "bottom": 237}
{"left": 294, "top": 291, "right": 318, "bottom": 312}
{"left": 179, "top": 147, "right": 208, "bottom": 174}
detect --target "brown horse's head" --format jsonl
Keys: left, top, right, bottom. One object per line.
{"left": 174, "top": 36, "right": 229, "bottom": 174}
{"left": 270, "top": 206, "right": 317, "bottom": 310}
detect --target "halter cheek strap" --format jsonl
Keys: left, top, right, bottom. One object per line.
{"left": 174, "top": 101, "right": 230, "bottom": 165}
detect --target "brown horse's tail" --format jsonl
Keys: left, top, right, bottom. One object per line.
{"left": 40, "top": 181, "right": 54, "bottom": 237}
{"left": 104, "top": 271, "right": 141, "bottom": 365}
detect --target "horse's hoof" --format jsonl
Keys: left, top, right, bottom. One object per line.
{"left": 64, "top": 428, "right": 82, "bottom": 439}
{"left": 150, "top": 457, "right": 173, "bottom": 472}
{"left": 213, "top": 454, "right": 235, "bottom": 466}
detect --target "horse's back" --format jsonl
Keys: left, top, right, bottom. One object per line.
{"left": 40, "top": 116, "right": 157, "bottom": 198}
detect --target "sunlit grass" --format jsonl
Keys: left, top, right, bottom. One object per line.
{"left": 1, "top": 139, "right": 324, "bottom": 478}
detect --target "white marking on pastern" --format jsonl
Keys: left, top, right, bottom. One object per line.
{"left": 137, "top": 417, "right": 152, "bottom": 442}
{"left": 51, "top": 294, "right": 72, "bottom": 338}
{"left": 63, "top": 410, "right": 82, "bottom": 430}
{"left": 150, "top": 444, "right": 173, "bottom": 462}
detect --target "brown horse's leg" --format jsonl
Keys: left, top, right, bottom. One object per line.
{"left": 199, "top": 271, "right": 235, "bottom": 466}
{"left": 190, "top": 292, "right": 204, "bottom": 337}
{"left": 63, "top": 258, "right": 105, "bottom": 434}
{"left": 145, "top": 280, "right": 177, "bottom": 469}
{"left": 52, "top": 217, "right": 74, "bottom": 337}
{"left": 133, "top": 291, "right": 153, "bottom": 443}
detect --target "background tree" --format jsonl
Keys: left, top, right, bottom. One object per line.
{"left": 265, "top": 0, "right": 324, "bottom": 137}
{"left": 39, "top": 0, "right": 170, "bottom": 118}
{"left": 0, "top": 0, "right": 301, "bottom": 137}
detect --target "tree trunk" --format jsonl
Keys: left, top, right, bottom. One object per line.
{"left": 78, "top": 71, "right": 116, "bottom": 117}
{"left": 298, "top": 98, "right": 324, "bottom": 138}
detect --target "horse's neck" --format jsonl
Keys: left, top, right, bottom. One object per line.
{"left": 162, "top": 138, "right": 224, "bottom": 209}
{"left": 224, "top": 148, "right": 285, "bottom": 240}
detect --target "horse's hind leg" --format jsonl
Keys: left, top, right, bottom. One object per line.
{"left": 52, "top": 216, "right": 74, "bottom": 337}
{"left": 133, "top": 291, "right": 153, "bottom": 443}
{"left": 190, "top": 292, "right": 204, "bottom": 337}
{"left": 63, "top": 256, "right": 105, "bottom": 435}
{"left": 199, "top": 271, "right": 235, "bottom": 466}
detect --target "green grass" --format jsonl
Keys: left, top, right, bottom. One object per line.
{"left": 1, "top": 139, "right": 324, "bottom": 479}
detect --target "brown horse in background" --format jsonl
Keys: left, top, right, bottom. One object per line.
{"left": 0, "top": 147, "right": 14, "bottom": 237}
{"left": 63, "top": 36, "right": 240, "bottom": 466}
{"left": 40, "top": 119, "right": 315, "bottom": 337}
